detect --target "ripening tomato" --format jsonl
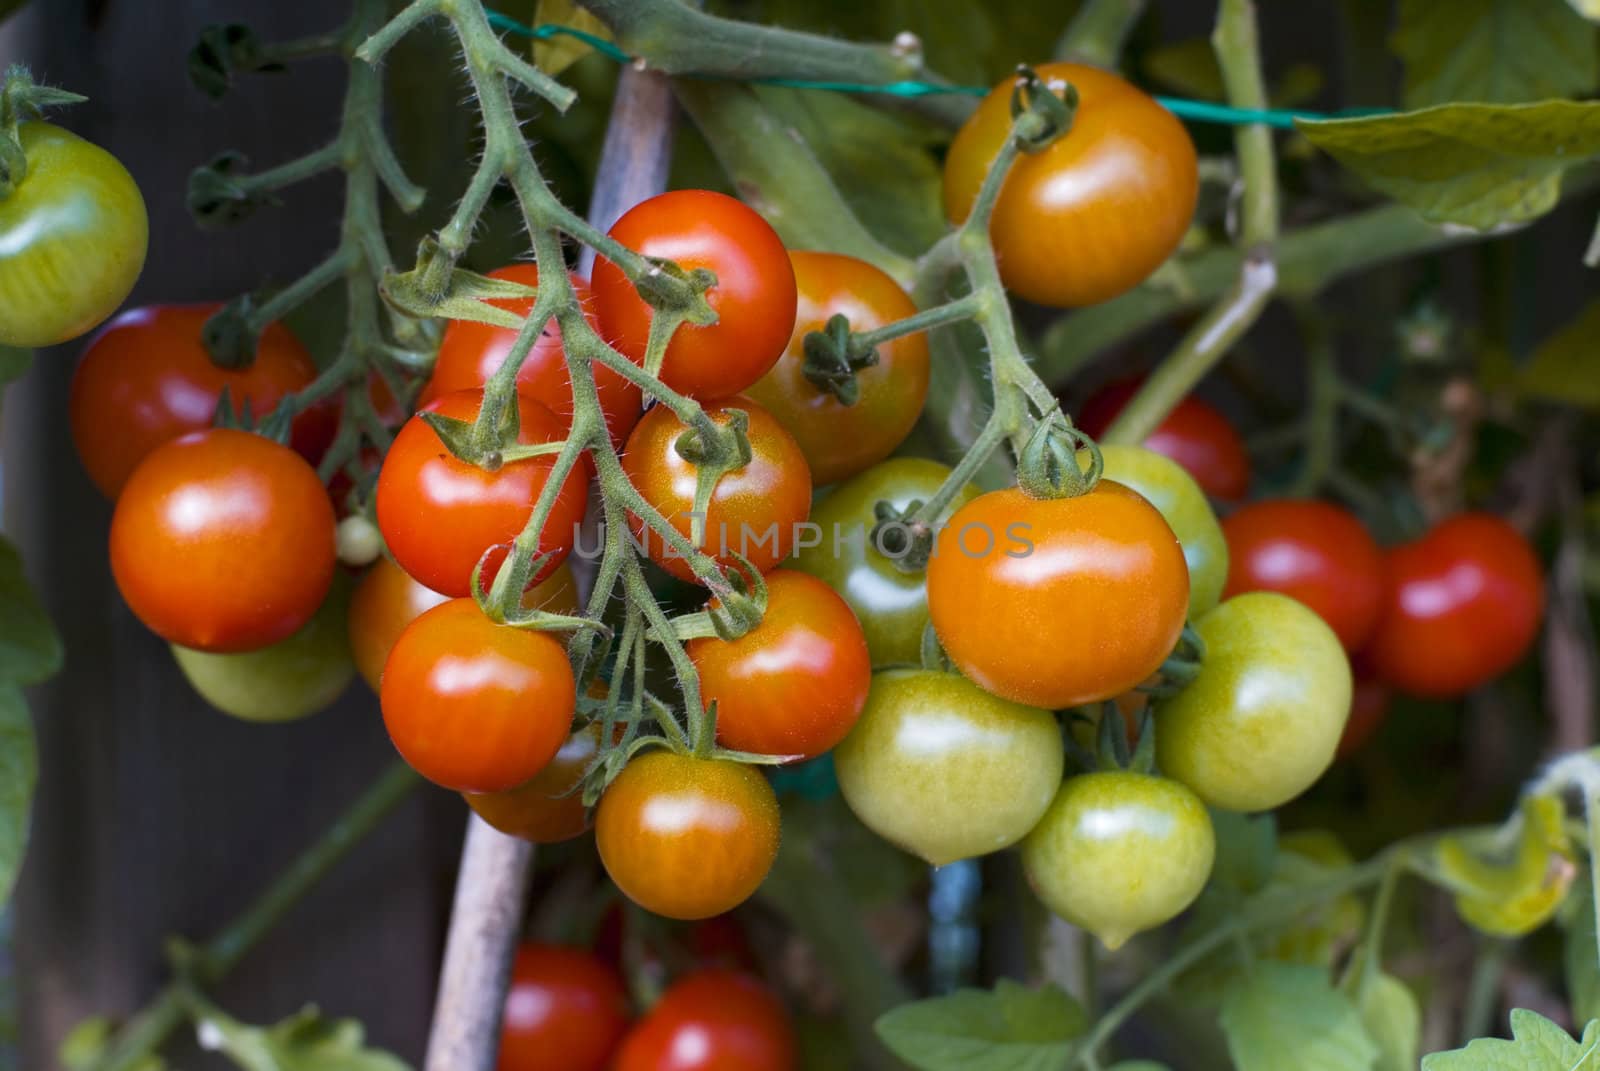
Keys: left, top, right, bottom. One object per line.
{"left": 613, "top": 969, "right": 796, "bottom": 1071}
{"left": 497, "top": 944, "right": 630, "bottom": 1071}
{"left": 68, "top": 305, "right": 323, "bottom": 499}
{"left": 927, "top": 482, "right": 1189, "bottom": 708}
{"left": 1077, "top": 377, "right": 1250, "bottom": 501}
{"left": 380, "top": 598, "right": 576, "bottom": 793}
{"left": 0, "top": 122, "right": 147, "bottom": 348}
{"left": 943, "top": 65, "right": 1197, "bottom": 308}
{"left": 1221, "top": 499, "right": 1385, "bottom": 652}
{"left": 744, "top": 251, "right": 929, "bottom": 486}
{"left": 465, "top": 722, "right": 599, "bottom": 844}
{"left": 1366, "top": 513, "right": 1545, "bottom": 699}
{"left": 110, "top": 429, "right": 335, "bottom": 652}
{"left": 591, "top": 190, "right": 797, "bottom": 399}
{"left": 834, "top": 669, "right": 1063, "bottom": 866}
{"left": 375, "top": 388, "right": 589, "bottom": 598}
{"left": 1021, "top": 771, "right": 1215, "bottom": 949}
{"left": 420, "top": 264, "right": 643, "bottom": 446}
{"left": 688, "top": 569, "right": 871, "bottom": 760}
{"left": 596, "top": 751, "right": 779, "bottom": 920}
{"left": 621, "top": 397, "right": 811, "bottom": 584}
{"left": 1157, "top": 592, "right": 1351, "bottom": 812}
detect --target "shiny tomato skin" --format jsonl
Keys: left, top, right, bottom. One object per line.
{"left": 464, "top": 722, "right": 600, "bottom": 844}
{"left": 375, "top": 388, "right": 589, "bottom": 598}
{"left": 590, "top": 190, "right": 797, "bottom": 399}
{"left": 943, "top": 65, "right": 1197, "bottom": 308}
{"left": 380, "top": 598, "right": 575, "bottom": 792}
{"left": 1367, "top": 513, "right": 1545, "bottom": 699}
{"left": 0, "top": 122, "right": 147, "bottom": 349}
{"left": 688, "top": 569, "right": 872, "bottom": 760}
{"left": 1077, "top": 377, "right": 1250, "bottom": 501}
{"left": 621, "top": 396, "right": 811, "bottom": 584}
{"left": 110, "top": 429, "right": 336, "bottom": 653}
{"left": 927, "top": 482, "right": 1190, "bottom": 708}
{"left": 1095, "top": 444, "right": 1229, "bottom": 619}
{"left": 1222, "top": 499, "right": 1385, "bottom": 652}
{"left": 69, "top": 305, "right": 323, "bottom": 499}
{"left": 596, "top": 751, "right": 779, "bottom": 921}
{"left": 497, "top": 943, "right": 631, "bottom": 1071}
{"left": 744, "top": 251, "right": 929, "bottom": 486}
{"left": 420, "top": 264, "right": 643, "bottom": 446}
{"left": 613, "top": 969, "right": 796, "bottom": 1071}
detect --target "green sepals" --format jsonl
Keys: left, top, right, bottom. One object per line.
{"left": 203, "top": 297, "right": 261, "bottom": 370}
{"left": 1, "top": 65, "right": 87, "bottom": 126}
{"left": 188, "top": 24, "right": 286, "bottom": 100}
{"left": 871, "top": 497, "right": 939, "bottom": 575}
{"left": 1015, "top": 414, "right": 1101, "bottom": 500}
{"left": 188, "top": 152, "right": 281, "bottom": 229}
{"left": 418, "top": 410, "right": 508, "bottom": 469}
{"left": 1097, "top": 698, "right": 1132, "bottom": 770}
{"left": 381, "top": 241, "right": 538, "bottom": 326}
{"left": 917, "top": 620, "right": 950, "bottom": 674}
{"left": 707, "top": 558, "right": 768, "bottom": 642}
{"left": 1139, "top": 622, "right": 1207, "bottom": 698}
{"left": 801, "top": 312, "right": 880, "bottom": 405}
{"left": 1437, "top": 795, "right": 1578, "bottom": 937}
{"left": 1421, "top": 1009, "right": 1600, "bottom": 1070}
{"left": 1008, "top": 65, "right": 1078, "bottom": 154}
{"left": 874, "top": 979, "right": 1087, "bottom": 1071}
{"left": 630, "top": 258, "right": 719, "bottom": 325}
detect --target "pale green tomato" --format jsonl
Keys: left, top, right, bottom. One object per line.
{"left": 1021, "top": 770, "right": 1215, "bottom": 950}
{"left": 834, "top": 668, "right": 1063, "bottom": 866}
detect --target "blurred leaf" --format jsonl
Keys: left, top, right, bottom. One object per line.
{"left": 1563, "top": 877, "right": 1600, "bottom": 1026}
{"left": 531, "top": 0, "right": 614, "bottom": 76}
{"left": 875, "top": 979, "right": 1086, "bottom": 1071}
{"left": 1297, "top": 101, "right": 1600, "bottom": 230}
{"left": 1438, "top": 796, "right": 1577, "bottom": 937}
{"left": 0, "top": 1, "right": 27, "bottom": 24}
{"left": 0, "top": 688, "right": 35, "bottom": 911}
{"left": 0, "top": 537, "right": 61, "bottom": 686}
{"left": 1219, "top": 963, "right": 1377, "bottom": 1071}
{"left": 1422, "top": 1009, "right": 1600, "bottom": 1068}
{"left": 1393, "top": 0, "right": 1598, "bottom": 107}
{"left": 780, "top": 796, "right": 922, "bottom": 906}
{"left": 1144, "top": 39, "right": 1225, "bottom": 101}
{"left": 1107, "top": 1064, "right": 1173, "bottom": 1071}
{"left": 1571, "top": 0, "right": 1600, "bottom": 20}
{"left": 60, "top": 1017, "right": 165, "bottom": 1071}
{"left": 1520, "top": 300, "right": 1600, "bottom": 409}
{"left": 1357, "top": 972, "right": 1421, "bottom": 1071}
{"left": 0, "top": 348, "right": 29, "bottom": 385}
{"left": 1209, "top": 810, "right": 1278, "bottom": 896}
{"left": 194, "top": 1003, "right": 410, "bottom": 1071}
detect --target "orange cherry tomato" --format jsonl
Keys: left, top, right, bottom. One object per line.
{"left": 498, "top": 943, "right": 631, "bottom": 1071}
{"left": 943, "top": 63, "right": 1198, "bottom": 308}
{"left": 613, "top": 969, "right": 796, "bottom": 1071}
{"left": 1077, "top": 376, "right": 1250, "bottom": 501}
{"left": 109, "top": 428, "right": 335, "bottom": 653}
{"left": 464, "top": 722, "right": 600, "bottom": 844}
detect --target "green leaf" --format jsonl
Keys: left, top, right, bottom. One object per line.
{"left": 1520, "top": 300, "right": 1600, "bottom": 409}
{"left": 0, "top": 687, "right": 35, "bottom": 912}
{"left": 0, "top": 347, "right": 29, "bottom": 385}
{"left": 1562, "top": 877, "right": 1600, "bottom": 1026}
{"left": 1108, "top": 1064, "right": 1173, "bottom": 1071}
{"left": 1209, "top": 810, "right": 1278, "bottom": 896}
{"left": 1392, "top": 0, "right": 1598, "bottom": 108}
{"left": 1357, "top": 973, "right": 1421, "bottom": 1071}
{"left": 1438, "top": 795, "right": 1577, "bottom": 937}
{"left": 530, "top": 0, "right": 614, "bottom": 76}
{"left": 875, "top": 980, "right": 1087, "bottom": 1071}
{"left": 1297, "top": 101, "right": 1600, "bottom": 231}
{"left": 194, "top": 1003, "right": 411, "bottom": 1071}
{"left": 1219, "top": 963, "right": 1378, "bottom": 1071}
{"left": 1422, "top": 1009, "right": 1600, "bottom": 1069}
{"left": 0, "top": 536, "right": 63, "bottom": 685}
{"left": 60, "top": 1017, "right": 165, "bottom": 1071}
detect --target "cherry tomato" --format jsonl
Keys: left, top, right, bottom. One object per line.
{"left": 68, "top": 305, "right": 324, "bottom": 499}
{"left": 1021, "top": 771, "right": 1215, "bottom": 949}
{"left": 1096, "top": 444, "right": 1229, "bottom": 619}
{"left": 688, "top": 569, "right": 871, "bottom": 761}
{"left": 943, "top": 65, "right": 1197, "bottom": 308}
{"left": 375, "top": 388, "right": 589, "bottom": 598}
{"left": 927, "top": 482, "right": 1189, "bottom": 708}
{"left": 621, "top": 396, "right": 811, "bottom": 584}
{"left": 834, "top": 669, "right": 1063, "bottom": 866}
{"left": 1221, "top": 499, "right": 1384, "bottom": 652}
{"left": 171, "top": 573, "right": 354, "bottom": 722}
{"left": 498, "top": 943, "right": 630, "bottom": 1071}
{"left": 590, "top": 190, "right": 797, "bottom": 399}
{"left": 1338, "top": 664, "right": 1390, "bottom": 759}
{"left": 110, "top": 429, "right": 335, "bottom": 652}
{"left": 1366, "top": 513, "right": 1545, "bottom": 699}
{"left": 0, "top": 122, "right": 147, "bottom": 348}
{"left": 792, "top": 458, "right": 980, "bottom": 667}
{"left": 380, "top": 598, "right": 576, "bottom": 793}
{"left": 743, "top": 251, "right": 928, "bottom": 486}
{"left": 596, "top": 750, "right": 779, "bottom": 920}
{"left": 613, "top": 969, "right": 796, "bottom": 1071}
{"left": 1156, "top": 592, "right": 1351, "bottom": 812}
{"left": 421, "top": 264, "right": 643, "bottom": 446}
{"left": 1077, "top": 377, "right": 1250, "bottom": 501}
{"left": 464, "top": 722, "right": 599, "bottom": 844}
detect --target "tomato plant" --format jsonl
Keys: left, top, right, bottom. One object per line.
{"left": 1077, "top": 377, "right": 1251, "bottom": 501}
{"left": 612, "top": 969, "right": 796, "bottom": 1071}
{"left": 497, "top": 944, "right": 631, "bottom": 1071}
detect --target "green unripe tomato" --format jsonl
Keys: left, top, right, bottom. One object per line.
{"left": 834, "top": 668, "right": 1063, "bottom": 865}
{"left": 1090, "top": 443, "right": 1228, "bottom": 618}
{"left": 1021, "top": 770, "right": 1215, "bottom": 950}
{"left": 1156, "top": 591, "right": 1351, "bottom": 812}
{"left": 792, "top": 458, "right": 979, "bottom": 667}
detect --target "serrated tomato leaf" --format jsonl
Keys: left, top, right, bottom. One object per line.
{"left": 1422, "top": 1009, "right": 1600, "bottom": 1069}
{"left": 875, "top": 979, "right": 1086, "bottom": 1071}
{"left": 1219, "top": 963, "right": 1377, "bottom": 1071}
{"left": 1392, "top": 0, "right": 1599, "bottom": 108}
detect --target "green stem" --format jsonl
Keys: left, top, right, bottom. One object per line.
{"left": 1054, "top": 0, "right": 1147, "bottom": 67}
{"left": 1288, "top": 307, "right": 1338, "bottom": 497}
{"left": 852, "top": 293, "right": 982, "bottom": 350}
{"left": 905, "top": 414, "right": 1006, "bottom": 527}
{"left": 1460, "top": 939, "right": 1510, "bottom": 1044}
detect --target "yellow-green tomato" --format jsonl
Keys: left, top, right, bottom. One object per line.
{"left": 1021, "top": 770, "right": 1214, "bottom": 950}
{"left": 833, "top": 668, "right": 1063, "bottom": 865}
{"left": 792, "top": 458, "right": 979, "bottom": 667}
{"left": 172, "top": 577, "right": 355, "bottom": 722}
{"left": 1156, "top": 591, "right": 1351, "bottom": 812}
{"left": 1091, "top": 443, "right": 1228, "bottom": 618}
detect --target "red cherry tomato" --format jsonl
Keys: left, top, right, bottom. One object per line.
{"left": 620, "top": 397, "right": 812, "bottom": 585}
{"left": 1077, "top": 377, "right": 1250, "bottom": 501}
{"left": 497, "top": 944, "right": 631, "bottom": 1071}
{"left": 689, "top": 569, "right": 872, "bottom": 760}
{"left": 375, "top": 388, "right": 589, "bottom": 598}
{"left": 1366, "top": 513, "right": 1545, "bottom": 699}
{"left": 613, "top": 969, "right": 797, "bottom": 1071}
{"left": 464, "top": 723, "right": 598, "bottom": 845}
{"left": 590, "top": 190, "right": 797, "bottom": 399}
{"left": 69, "top": 304, "right": 325, "bottom": 498}
{"left": 109, "top": 428, "right": 335, "bottom": 653}
{"left": 380, "top": 598, "right": 576, "bottom": 792}
{"left": 1221, "top": 499, "right": 1385, "bottom": 652}
{"left": 421, "top": 264, "right": 642, "bottom": 446}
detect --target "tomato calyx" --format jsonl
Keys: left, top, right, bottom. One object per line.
{"left": 1069, "top": 698, "right": 1158, "bottom": 777}
{"left": 1015, "top": 415, "right": 1103, "bottom": 499}
{"left": 1008, "top": 64, "right": 1078, "bottom": 154}
{"left": 187, "top": 23, "right": 290, "bottom": 100}
{"left": 870, "top": 497, "right": 940, "bottom": 575}
{"left": 189, "top": 151, "right": 288, "bottom": 228}
{"left": 382, "top": 238, "right": 540, "bottom": 325}
{"left": 0, "top": 66, "right": 86, "bottom": 196}
{"left": 672, "top": 409, "right": 756, "bottom": 550}
{"left": 800, "top": 312, "right": 880, "bottom": 405}
{"left": 1138, "top": 621, "right": 1207, "bottom": 698}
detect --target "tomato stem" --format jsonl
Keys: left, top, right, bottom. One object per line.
{"left": 1054, "top": 0, "right": 1148, "bottom": 68}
